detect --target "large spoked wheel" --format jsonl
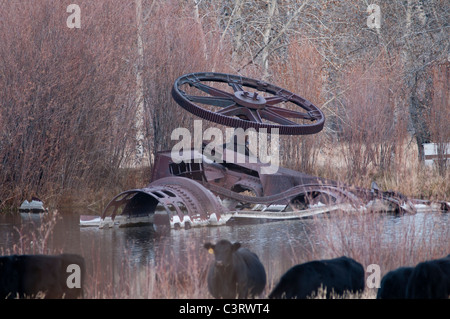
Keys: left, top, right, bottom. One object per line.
{"left": 171, "top": 72, "right": 325, "bottom": 135}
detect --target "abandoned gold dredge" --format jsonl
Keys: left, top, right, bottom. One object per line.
{"left": 81, "top": 72, "right": 449, "bottom": 231}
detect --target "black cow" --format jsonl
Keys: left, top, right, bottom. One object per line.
{"left": 269, "top": 256, "right": 365, "bottom": 299}
{"left": 204, "top": 239, "right": 266, "bottom": 299}
{"left": 0, "top": 254, "right": 85, "bottom": 299}
{"left": 376, "top": 267, "right": 414, "bottom": 299}
{"left": 405, "top": 254, "right": 450, "bottom": 299}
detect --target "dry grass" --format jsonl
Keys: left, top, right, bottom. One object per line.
{"left": 312, "top": 138, "right": 449, "bottom": 201}
{"left": 1, "top": 210, "right": 61, "bottom": 256}
{"left": 308, "top": 286, "right": 377, "bottom": 299}
{"left": 81, "top": 241, "right": 212, "bottom": 299}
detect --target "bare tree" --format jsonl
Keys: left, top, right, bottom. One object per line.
{"left": 134, "top": 0, "right": 146, "bottom": 167}
{"left": 301, "top": 1, "right": 449, "bottom": 163}
{"left": 401, "top": 0, "right": 449, "bottom": 161}
{"left": 1, "top": 0, "right": 447, "bottom": 208}
{"left": 427, "top": 61, "right": 450, "bottom": 174}
{"left": 141, "top": 1, "right": 233, "bottom": 158}
{"left": 0, "top": 1, "right": 138, "bottom": 206}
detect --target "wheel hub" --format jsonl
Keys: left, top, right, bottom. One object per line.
{"left": 233, "top": 91, "right": 267, "bottom": 110}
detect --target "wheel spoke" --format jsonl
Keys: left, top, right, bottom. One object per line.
{"left": 190, "top": 82, "right": 234, "bottom": 99}
{"left": 265, "top": 105, "right": 312, "bottom": 119}
{"left": 240, "top": 108, "right": 263, "bottom": 123}
{"left": 260, "top": 109, "right": 298, "bottom": 125}
{"left": 228, "top": 82, "right": 244, "bottom": 92}
{"left": 185, "top": 95, "right": 235, "bottom": 108}
{"left": 252, "top": 109, "right": 263, "bottom": 123}
{"left": 265, "top": 95, "right": 287, "bottom": 105}
{"left": 217, "top": 104, "right": 241, "bottom": 116}
{"left": 217, "top": 104, "right": 263, "bottom": 123}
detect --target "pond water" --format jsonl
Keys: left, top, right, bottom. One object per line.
{"left": 0, "top": 209, "right": 449, "bottom": 297}
{"left": 0, "top": 211, "right": 324, "bottom": 269}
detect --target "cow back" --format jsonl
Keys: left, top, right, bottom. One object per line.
{"left": 377, "top": 267, "right": 414, "bottom": 299}
{"left": 0, "top": 254, "right": 85, "bottom": 299}
{"left": 406, "top": 255, "right": 450, "bottom": 299}
{"left": 269, "top": 256, "right": 364, "bottom": 299}
{"left": 235, "top": 248, "right": 266, "bottom": 297}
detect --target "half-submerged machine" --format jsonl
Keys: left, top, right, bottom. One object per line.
{"left": 94, "top": 72, "right": 448, "bottom": 231}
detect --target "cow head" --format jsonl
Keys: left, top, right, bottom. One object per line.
{"left": 204, "top": 240, "right": 241, "bottom": 267}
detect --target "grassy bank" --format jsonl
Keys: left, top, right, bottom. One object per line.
{"left": 309, "top": 139, "right": 449, "bottom": 201}
{"left": 0, "top": 165, "right": 150, "bottom": 214}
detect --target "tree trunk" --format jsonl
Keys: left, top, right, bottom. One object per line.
{"left": 261, "top": 0, "right": 277, "bottom": 79}
{"left": 134, "top": 0, "right": 145, "bottom": 167}
{"left": 409, "top": 71, "right": 432, "bottom": 161}
{"left": 403, "top": 0, "right": 432, "bottom": 162}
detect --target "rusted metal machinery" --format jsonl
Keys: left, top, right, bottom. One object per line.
{"left": 98, "top": 72, "right": 448, "bottom": 231}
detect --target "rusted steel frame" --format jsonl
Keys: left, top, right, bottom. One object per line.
{"left": 102, "top": 191, "right": 140, "bottom": 220}
{"left": 101, "top": 188, "right": 200, "bottom": 226}
{"left": 102, "top": 188, "right": 176, "bottom": 220}
{"left": 102, "top": 177, "right": 226, "bottom": 224}
{"left": 149, "top": 176, "right": 225, "bottom": 215}
{"left": 204, "top": 182, "right": 364, "bottom": 207}
{"left": 205, "top": 180, "right": 417, "bottom": 214}
{"left": 343, "top": 185, "right": 416, "bottom": 214}
{"left": 410, "top": 198, "right": 450, "bottom": 212}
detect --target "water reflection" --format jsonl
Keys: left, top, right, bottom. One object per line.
{"left": 0, "top": 210, "right": 448, "bottom": 289}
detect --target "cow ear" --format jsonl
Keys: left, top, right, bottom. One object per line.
{"left": 204, "top": 243, "right": 215, "bottom": 254}
{"left": 232, "top": 242, "right": 241, "bottom": 251}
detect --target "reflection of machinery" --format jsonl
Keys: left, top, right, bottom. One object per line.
{"left": 100, "top": 72, "right": 449, "bottom": 231}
